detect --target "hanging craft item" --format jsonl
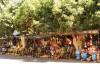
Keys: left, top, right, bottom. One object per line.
{"left": 85, "top": 34, "right": 87, "bottom": 36}
{"left": 90, "top": 34, "right": 92, "bottom": 39}
{"left": 65, "top": 38, "right": 72, "bottom": 43}
{"left": 84, "top": 42, "right": 87, "bottom": 48}
{"left": 59, "top": 35, "right": 62, "bottom": 37}
{"left": 87, "top": 41, "right": 90, "bottom": 47}
{"left": 65, "top": 38, "right": 72, "bottom": 45}
{"left": 75, "top": 34, "right": 77, "bottom": 41}
{"left": 94, "top": 34, "right": 97, "bottom": 36}
{"left": 90, "top": 40, "right": 93, "bottom": 46}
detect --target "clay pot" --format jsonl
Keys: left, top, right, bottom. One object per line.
{"left": 81, "top": 59, "right": 83, "bottom": 61}
{"left": 97, "top": 58, "right": 100, "bottom": 60}
{"left": 94, "top": 61, "right": 98, "bottom": 63}
{"left": 87, "top": 58, "right": 91, "bottom": 62}
{"left": 97, "top": 60, "right": 100, "bottom": 63}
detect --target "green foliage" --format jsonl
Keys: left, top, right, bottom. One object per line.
{"left": 0, "top": 0, "right": 100, "bottom": 37}
{"left": 0, "top": 0, "right": 23, "bottom": 38}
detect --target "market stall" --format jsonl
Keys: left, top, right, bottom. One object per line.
{"left": 75, "top": 30, "right": 100, "bottom": 63}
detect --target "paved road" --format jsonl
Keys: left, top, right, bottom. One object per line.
{"left": 0, "top": 54, "right": 99, "bottom": 67}
{"left": 0, "top": 54, "right": 90, "bottom": 63}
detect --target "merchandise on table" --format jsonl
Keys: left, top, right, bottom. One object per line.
{"left": 76, "top": 51, "right": 81, "bottom": 60}
{"left": 92, "top": 53, "right": 97, "bottom": 61}
{"left": 82, "top": 52, "right": 88, "bottom": 61}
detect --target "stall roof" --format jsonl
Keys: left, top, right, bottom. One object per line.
{"left": 40, "top": 29, "right": 100, "bottom": 35}
{"left": 32, "top": 36, "right": 47, "bottom": 39}
{"left": 15, "top": 35, "right": 49, "bottom": 39}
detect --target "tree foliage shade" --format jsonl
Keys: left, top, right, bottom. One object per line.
{"left": 0, "top": 0, "right": 23, "bottom": 38}
{"left": 0, "top": 0, "right": 100, "bottom": 37}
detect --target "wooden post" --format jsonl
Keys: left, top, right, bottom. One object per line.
{"left": 21, "top": 34, "right": 26, "bottom": 48}
{"left": 73, "top": 34, "right": 85, "bottom": 51}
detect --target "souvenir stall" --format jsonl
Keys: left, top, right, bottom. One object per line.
{"left": 64, "top": 35, "right": 76, "bottom": 59}
{"left": 40, "top": 34, "right": 76, "bottom": 59}
{"left": 43, "top": 37, "right": 65, "bottom": 59}
{"left": 0, "top": 37, "right": 14, "bottom": 54}
{"left": 31, "top": 36, "right": 50, "bottom": 58}
{"left": 40, "top": 38, "right": 51, "bottom": 58}
{"left": 57, "top": 35, "right": 76, "bottom": 59}
{"left": 76, "top": 30, "right": 100, "bottom": 63}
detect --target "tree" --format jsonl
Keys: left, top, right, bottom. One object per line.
{"left": 0, "top": 0, "right": 23, "bottom": 46}
{"left": 28, "top": 0, "right": 100, "bottom": 34}
{"left": 28, "top": 0, "right": 100, "bottom": 50}
{"left": 0, "top": 0, "right": 23, "bottom": 37}
{"left": 1, "top": 0, "right": 100, "bottom": 49}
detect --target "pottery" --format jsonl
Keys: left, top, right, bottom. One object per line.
{"left": 82, "top": 52, "right": 88, "bottom": 61}
{"left": 92, "top": 53, "right": 97, "bottom": 61}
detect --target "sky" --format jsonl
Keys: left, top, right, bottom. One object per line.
{"left": 0, "top": 0, "right": 22, "bottom": 8}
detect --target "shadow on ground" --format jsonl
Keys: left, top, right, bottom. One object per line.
{"left": 0, "top": 54, "right": 94, "bottom": 63}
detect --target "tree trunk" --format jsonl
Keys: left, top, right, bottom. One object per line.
{"left": 73, "top": 34, "right": 85, "bottom": 51}
{"left": 21, "top": 34, "right": 26, "bottom": 48}
{"left": 8, "top": 36, "right": 9, "bottom": 45}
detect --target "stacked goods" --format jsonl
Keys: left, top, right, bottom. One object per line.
{"left": 11, "top": 53, "right": 14, "bottom": 55}
{"left": 24, "top": 47, "right": 35, "bottom": 57}
{"left": 21, "top": 51, "right": 24, "bottom": 56}
{"left": 38, "top": 47, "right": 41, "bottom": 53}
{"left": 50, "top": 47, "right": 65, "bottom": 59}
{"left": 40, "top": 55, "right": 50, "bottom": 59}
{"left": 34, "top": 53, "right": 38, "bottom": 57}
{"left": 64, "top": 53, "right": 70, "bottom": 59}
{"left": 46, "top": 50, "right": 50, "bottom": 55}
{"left": 37, "top": 53, "right": 43, "bottom": 57}
{"left": 27, "top": 50, "right": 31, "bottom": 57}
{"left": 88, "top": 46, "right": 99, "bottom": 55}
{"left": 79, "top": 45, "right": 100, "bottom": 62}
{"left": 2, "top": 52, "right": 6, "bottom": 54}
{"left": 7, "top": 45, "right": 24, "bottom": 56}
{"left": 23, "top": 51, "right": 27, "bottom": 57}
{"left": 34, "top": 47, "right": 43, "bottom": 57}
{"left": 5, "top": 53, "right": 8, "bottom": 55}
{"left": 0, "top": 52, "right": 2, "bottom": 54}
